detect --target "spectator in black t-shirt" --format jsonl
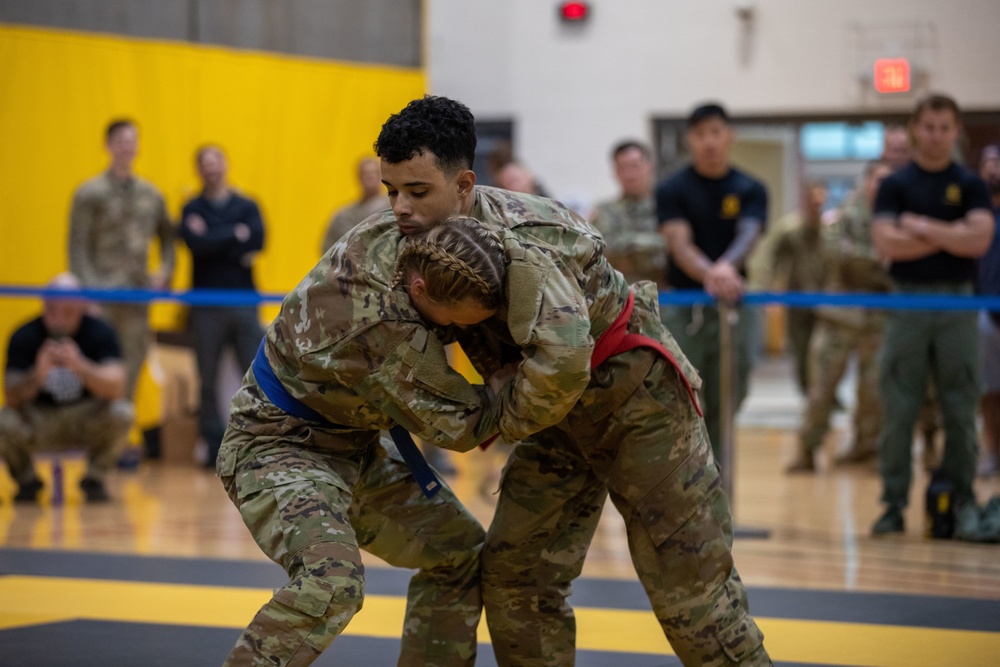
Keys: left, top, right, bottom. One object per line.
{"left": 0, "top": 273, "right": 133, "bottom": 502}
{"left": 870, "top": 94, "right": 995, "bottom": 536}
{"left": 976, "top": 144, "right": 1000, "bottom": 478}
{"left": 179, "top": 145, "right": 265, "bottom": 467}
{"left": 657, "top": 103, "right": 769, "bottom": 455}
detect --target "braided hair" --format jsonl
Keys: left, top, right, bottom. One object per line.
{"left": 391, "top": 216, "right": 506, "bottom": 310}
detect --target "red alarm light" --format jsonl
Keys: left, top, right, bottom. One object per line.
{"left": 873, "top": 58, "right": 911, "bottom": 94}
{"left": 559, "top": 2, "right": 590, "bottom": 23}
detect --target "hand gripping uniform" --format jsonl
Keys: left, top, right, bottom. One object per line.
{"left": 216, "top": 218, "right": 502, "bottom": 667}
{"left": 418, "top": 186, "right": 770, "bottom": 667}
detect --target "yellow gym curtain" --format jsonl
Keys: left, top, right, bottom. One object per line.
{"left": 0, "top": 23, "right": 424, "bottom": 408}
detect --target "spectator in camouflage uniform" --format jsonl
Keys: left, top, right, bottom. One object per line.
{"left": 375, "top": 96, "right": 770, "bottom": 667}
{"left": 881, "top": 124, "right": 912, "bottom": 171}
{"left": 787, "top": 162, "right": 893, "bottom": 473}
{"left": 495, "top": 160, "right": 551, "bottom": 198}
{"left": 217, "top": 216, "right": 512, "bottom": 666}
{"left": 68, "top": 119, "right": 175, "bottom": 400}
{"left": 589, "top": 140, "right": 668, "bottom": 288}
{"left": 1, "top": 273, "right": 132, "bottom": 502}
{"left": 319, "top": 156, "right": 390, "bottom": 254}
{"left": 770, "top": 182, "right": 829, "bottom": 395}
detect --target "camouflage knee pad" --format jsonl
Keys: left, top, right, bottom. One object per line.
{"left": 228, "top": 542, "right": 366, "bottom": 666}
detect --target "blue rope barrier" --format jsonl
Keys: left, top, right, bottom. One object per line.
{"left": 2, "top": 285, "right": 1000, "bottom": 311}
{"left": 0, "top": 286, "right": 286, "bottom": 306}
{"left": 659, "top": 289, "right": 1000, "bottom": 311}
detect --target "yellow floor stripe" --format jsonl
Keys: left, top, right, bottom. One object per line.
{"left": 0, "top": 575, "right": 997, "bottom": 666}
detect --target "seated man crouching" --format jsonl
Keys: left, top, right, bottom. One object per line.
{"left": 1, "top": 273, "right": 133, "bottom": 502}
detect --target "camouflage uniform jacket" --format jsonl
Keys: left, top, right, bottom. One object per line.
{"left": 816, "top": 191, "right": 891, "bottom": 330}
{"left": 589, "top": 195, "right": 668, "bottom": 287}
{"left": 772, "top": 224, "right": 827, "bottom": 293}
{"left": 320, "top": 195, "right": 391, "bottom": 254}
{"left": 229, "top": 218, "right": 502, "bottom": 453}
{"left": 431, "top": 186, "right": 700, "bottom": 445}
{"left": 68, "top": 171, "right": 175, "bottom": 288}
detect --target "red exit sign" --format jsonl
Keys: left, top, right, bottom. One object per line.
{"left": 874, "top": 58, "right": 911, "bottom": 93}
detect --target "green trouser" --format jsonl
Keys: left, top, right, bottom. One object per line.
{"left": 0, "top": 399, "right": 134, "bottom": 483}
{"left": 786, "top": 307, "right": 816, "bottom": 396}
{"left": 218, "top": 428, "right": 484, "bottom": 667}
{"left": 661, "top": 304, "right": 753, "bottom": 456}
{"left": 483, "top": 349, "right": 769, "bottom": 667}
{"left": 101, "top": 303, "right": 151, "bottom": 401}
{"left": 799, "top": 319, "right": 882, "bottom": 453}
{"left": 878, "top": 282, "right": 980, "bottom": 507}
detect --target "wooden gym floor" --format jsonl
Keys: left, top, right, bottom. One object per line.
{"left": 1, "top": 356, "right": 999, "bottom": 666}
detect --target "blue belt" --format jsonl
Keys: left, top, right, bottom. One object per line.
{"left": 251, "top": 340, "right": 442, "bottom": 498}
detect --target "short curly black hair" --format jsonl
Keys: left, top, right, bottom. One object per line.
{"left": 374, "top": 95, "right": 477, "bottom": 174}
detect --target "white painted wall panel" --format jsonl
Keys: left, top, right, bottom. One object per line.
{"left": 428, "top": 0, "right": 1000, "bottom": 209}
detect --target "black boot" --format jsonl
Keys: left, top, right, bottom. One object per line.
{"left": 14, "top": 477, "right": 44, "bottom": 503}
{"left": 872, "top": 505, "right": 905, "bottom": 535}
{"left": 80, "top": 476, "right": 111, "bottom": 503}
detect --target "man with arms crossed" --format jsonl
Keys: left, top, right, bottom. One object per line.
{"left": 870, "top": 94, "right": 994, "bottom": 535}
{"left": 179, "top": 145, "right": 265, "bottom": 468}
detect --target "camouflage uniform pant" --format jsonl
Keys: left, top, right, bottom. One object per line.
{"left": 483, "top": 349, "right": 770, "bottom": 667}
{"left": 661, "top": 304, "right": 754, "bottom": 457}
{"left": 217, "top": 427, "right": 484, "bottom": 667}
{"left": 101, "top": 302, "right": 151, "bottom": 401}
{"left": 879, "top": 282, "right": 980, "bottom": 507}
{"left": 799, "top": 318, "right": 882, "bottom": 454}
{"left": 786, "top": 307, "right": 817, "bottom": 396}
{"left": 0, "top": 398, "right": 133, "bottom": 483}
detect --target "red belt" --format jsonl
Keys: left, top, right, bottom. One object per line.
{"left": 591, "top": 291, "right": 703, "bottom": 416}
{"left": 483, "top": 291, "right": 703, "bottom": 449}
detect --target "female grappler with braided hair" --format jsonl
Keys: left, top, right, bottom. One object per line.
{"left": 216, "top": 215, "right": 508, "bottom": 667}
{"left": 374, "top": 95, "right": 770, "bottom": 667}
{"left": 392, "top": 215, "right": 507, "bottom": 326}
